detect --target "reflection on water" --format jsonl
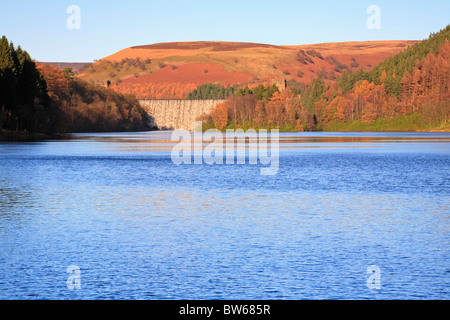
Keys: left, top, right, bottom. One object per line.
{"left": 22, "top": 131, "right": 450, "bottom": 154}
{"left": 0, "top": 132, "right": 449, "bottom": 300}
{"left": 65, "top": 131, "right": 450, "bottom": 152}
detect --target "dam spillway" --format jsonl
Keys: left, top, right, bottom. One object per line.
{"left": 138, "top": 99, "right": 225, "bottom": 131}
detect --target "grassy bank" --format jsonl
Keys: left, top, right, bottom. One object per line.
{"left": 322, "top": 115, "right": 450, "bottom": 132}
{"left": 201, "top": 115, "right": 450, "bottom": 132}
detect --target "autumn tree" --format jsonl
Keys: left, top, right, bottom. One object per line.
{"left": 322, "top": 95, "right": 353, "bottom": 125}
{"left": 212, "top": 103, "right": 229, "bottom": 130}
{"left": 400, "top": 39, "right": 450, "bottom": 126}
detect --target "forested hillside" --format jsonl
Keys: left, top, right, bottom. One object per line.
{"left": 0, "top": 36, "right": 150, "bottom": 137}
{"left": 338, "top": 25, "right": 450, "bottom": 97}
{"left": 202, "top": 26, "right": 450, "bottom": 131}
{"left": 37, "top": 63, "right": 150, "bottom": 133}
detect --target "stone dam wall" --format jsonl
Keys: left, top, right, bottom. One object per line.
{"left": 139, "top": 99, "right": 225, "bottom": 131}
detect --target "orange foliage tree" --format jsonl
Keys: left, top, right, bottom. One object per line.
{"left": 36, "top": 63, "right": 69, "bottom": 101}
{"left": 212, "top": 103, "right": 229, "bottom": 130}
{"left": 323, "top": 95, "right": 353, "bottom": 125}
{"left": 401, "top": 40, "right": 450, "bottom": 126}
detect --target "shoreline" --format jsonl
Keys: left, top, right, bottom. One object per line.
{"left": 0, "top": 131, "right": 71, "bottom": 142}
{"left": 2, "top": 128, "right": 449, "bottom": 142}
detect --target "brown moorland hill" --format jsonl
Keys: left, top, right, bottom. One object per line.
{"left": 77, "top": 40, "right": 419, "bottom": 99}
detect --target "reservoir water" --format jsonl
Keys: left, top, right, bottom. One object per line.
{"left": 0, "top": 131, "right": 449, "bottom": 299}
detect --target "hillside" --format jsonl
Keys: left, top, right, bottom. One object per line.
{"left": 198, "top": 26, "right": 450, "bottom": 132}
{"left": 77, "top": 40, "right": 418, "bottom": 99}
{"left": 0, "top": 35, "right": 150, "bottom": 137}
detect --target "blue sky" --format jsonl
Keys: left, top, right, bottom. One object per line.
{"left": 0, "top": 0, "right": 449, "bottom": 62}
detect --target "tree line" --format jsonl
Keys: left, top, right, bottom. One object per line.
{"left": 186, "top": 83, "right": 237, "bottom": 99}
{"left": 0, "top": 36, "right": 51, "bottom": 133}
{"left": 186, "top": 82, "right": 280, "bottom": 100}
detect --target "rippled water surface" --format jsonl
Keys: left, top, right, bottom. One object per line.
{"left": 0, "top": 131, "right": 449, "bottom": 299}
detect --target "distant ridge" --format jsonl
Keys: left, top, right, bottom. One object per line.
{"left": 131, "top": 41, "right": 285, "bottom": 51}
{"left": 39, "top": 62, "right": 92, "bottom": 73}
